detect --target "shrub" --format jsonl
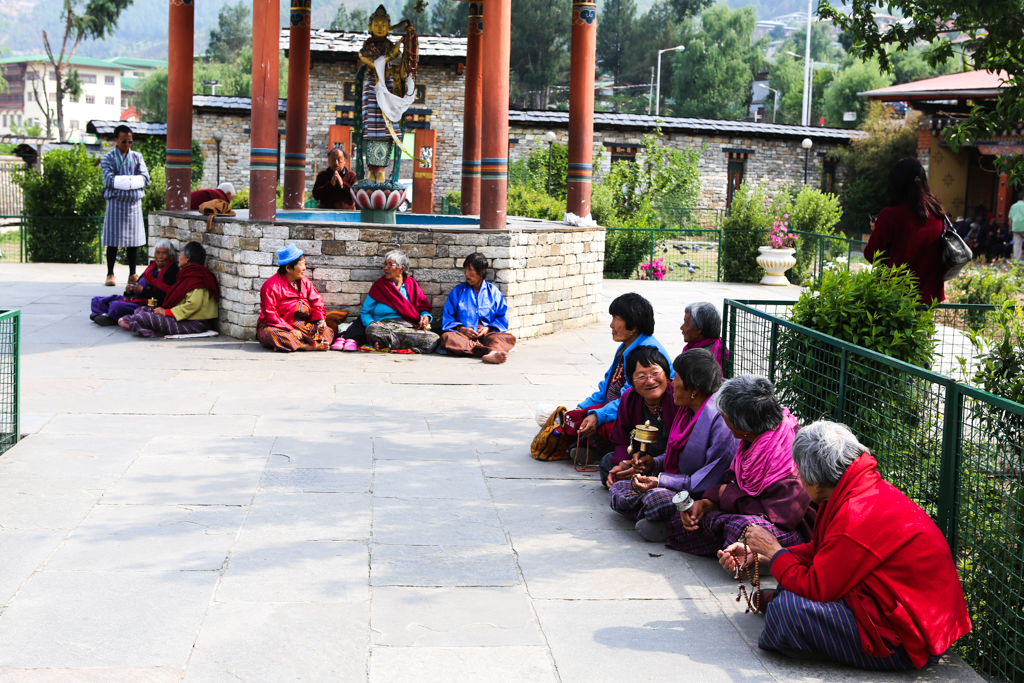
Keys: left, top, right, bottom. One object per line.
{"left": 775, "top": 185, "right": 844, "bottom": 285}
{"left": 131, "top": 137, "right": 204, "bottom": 188}
{"left": 775, "top": 264, "right": 937, "bottom": 450}
{"left": 443, "top": 190, "right": 461, "bottom": 214}
{"left": 142, "top": 165, "right": 166, "bottom": 215}
{"left": 14, "top": 145, "right": 105, "bottom": 263}
{"left": 604, "top": 198, "right": 658, "bottom": 279}
{"left": 946, "top": 264, "right": 1021, "bottom": 332}
{"left": 506, "top": 184, "right": 564, "bottom": 221}
{"left": 231, "top": 187, "right": 249, "bottom": 209}
{"left": 721, "top": 183, "right": 771, "bottom": 283}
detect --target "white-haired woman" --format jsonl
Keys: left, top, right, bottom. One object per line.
{"left": 90, "top": 238, "right": 179, "bottom": 326}
{"left": 336, "top": 249, "right": 439, "bottom": 353}
{"left": 680, "top": 301, "right": 728, "bottom": 371}
{"left": 720, "top": 421, "right": 971, "bottom": 671}
{"left": 669, "top": 374, "right": 814, "bottom": 555}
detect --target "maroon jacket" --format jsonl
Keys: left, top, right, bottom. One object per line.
{"left": 864, "top": 202, "right": 946, "bottom": 304}
{"left": 705, "top": 465, "right": 816, "bottom": 541}
{"left": 312, "top": 167, "right": 358, "bottom": 209}
{"left": 189, "top": 188, "right": 228, "bottom": 210}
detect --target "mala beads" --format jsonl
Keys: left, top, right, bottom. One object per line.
{"left": 732, "top": 525, "right": 762, "bottom": 614}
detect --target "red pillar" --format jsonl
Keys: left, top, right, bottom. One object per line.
{"left": 250, "top": 0, "right": 281, "bottom": 221}
{"left": 283, "top": 0, "right": 311, "bottom": 209}
{"left": 479, "top": 0, "right": 511, "bottom": 230}
{"left": 165, "top": 0, "right": 194, "bottom": 211}
{"left": 997, "top": 173, "right": 1014, "bottom": 225}
{"left": 567, "top": 0, "right": 596, "bottom": 219}
{"left": 460, "top": 1, "right": 483, "bottom": 216}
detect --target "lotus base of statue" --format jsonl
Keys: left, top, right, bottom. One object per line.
{"left": 353, "top": 180, "right": 407, "bottom": 224}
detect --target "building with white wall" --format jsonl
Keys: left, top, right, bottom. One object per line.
{"left": 0, "top": 56, "right": 123, "bottom": 141}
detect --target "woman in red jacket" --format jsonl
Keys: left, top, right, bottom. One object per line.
{"left": 720, "top": 421, "right": 971, "bottom": 670}
{"left": 864, "top": 158, "right": 948, "bottom": 304}
{"left": 257, "top": 244, "right": 346, "bottom": 352}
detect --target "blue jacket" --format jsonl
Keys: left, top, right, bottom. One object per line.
{"left": 442, "top": 281, "right": 509, "bottom": 332}
{"left": 579, "top": 333, "right": 674, "bottom": 426}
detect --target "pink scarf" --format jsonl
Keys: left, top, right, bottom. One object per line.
{"left": 732, "top": 408, "right": 798, "bottom": 497}
{"left": 663, "top": 397, "right": 709, "bottom": 474}
{"left": 684, "top": 337, "right": 727, "bottom": 368}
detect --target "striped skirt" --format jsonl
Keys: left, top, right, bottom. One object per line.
{"left": 760, "top": 590, "right": 923, "bottom": 670}
{"left": 122, "top": 307, "right": 210, "bottom": 338}
{"left": 256, "top": 300, "right": 337, "bottom": 352}
{"left": 103, "top": 198, "right": 146, "bottom": 247}
{"left": 666, "top": 510, "right": 805, "bottom": 556}
{"left": 609, "top": 482, "right": 678, "bottom": 522}
{"left": 361, "top": 70, "right": 393, "bottom": 142}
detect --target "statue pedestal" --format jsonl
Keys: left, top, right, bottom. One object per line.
{"left": 360, "top": 209, "right": 396, "bottom": 224}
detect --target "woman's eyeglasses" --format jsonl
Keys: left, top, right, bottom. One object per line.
{"left": 633, "top": 370, "right": 664, "bottom": 384}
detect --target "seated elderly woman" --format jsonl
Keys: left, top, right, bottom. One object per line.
{"left": 90, "top": 239, "right": 179, "bottom": 326}
{"left": 720, "top": 421, "right": 971, "bottom": 671}
{"left": 607, "top": 347, "right": 738, "bottom": 542}
{"left": 118, "top": 241, "right": 220, "bottom": 338}
{"left": 257, "top": 244, "right": 347, "bottom": 352}
{"left": 440, "top": 252, "right": 516, "bottom": 364}
{"left": 566, "top": 292, "right": 672, "bottom": 453}
{"left": 681, "top": 301, "right": 728, "bottom": 371}
{"left": 336, "top": 249, "right": 439, "bottom": 353}
{"left": 597, "top": 345, "right": 678, "bottom": 486}
{"left": 669, "top": 374, "right": 815, "bottom": 555}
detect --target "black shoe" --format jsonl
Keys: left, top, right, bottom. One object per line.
{"left": 93, "top": 314, "right": 115, "bottom": 326}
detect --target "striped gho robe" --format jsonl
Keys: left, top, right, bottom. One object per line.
{"left": 100, "top": 148, "right": 150, "bottom": 247}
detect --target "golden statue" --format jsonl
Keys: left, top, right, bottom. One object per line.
{"left": 357, "top": 5, "right": 419, "bottom": 184}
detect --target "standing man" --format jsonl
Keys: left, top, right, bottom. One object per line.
{"left": 1010, "top": 191, "right": 1024, "bottom": 261}
{"left": 100, "top": 125, "right": 150, "bottom": 286}
{"left": 311, "top": 148, "right": 357, "bottom": 209}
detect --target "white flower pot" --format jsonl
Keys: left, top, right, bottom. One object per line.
{"left": 756, "top": 246, "right": 797, "bottom": 286}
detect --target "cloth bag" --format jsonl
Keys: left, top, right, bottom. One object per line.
{"left": 199, "top": 199, "right": 237, "bottom": 232}
{"left": 940, "top": 215, "right": 973, "bottom": 281}
{"left": 530, "top": 406, "right": 573, "bottom": 462}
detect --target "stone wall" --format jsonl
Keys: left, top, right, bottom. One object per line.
{"left": 148, "top": 212, "right": 604, "bottom": 341}
{"left": 508, "top": 126, "right": 848, "bottom": 211}
{"left": 193, "top": 61, "right": 466, "bottom": 210}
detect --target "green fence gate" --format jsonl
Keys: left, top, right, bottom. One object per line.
{"left": 0, "top": 310, "right": 19, "bottom": 456}
{"left": 723, "top": 298, "right": 1024, "bottom": 683}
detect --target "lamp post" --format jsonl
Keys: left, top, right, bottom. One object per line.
{"left": 544, "top": 130, "right": 557, "bottom": 196}
{"left": 766, "top": 87, "right": 780, "bottom": 123}
{"left": 655, "top": 45, "right": 685, "bottom": 116}
{"left": 801, "top": 137, "right": 813, "bottom": 185}
{"left": 202, "top": 79, "right": 220, "bottom": 96}
{"left": 212, "top": 130, "right": 223, "bottom": 185}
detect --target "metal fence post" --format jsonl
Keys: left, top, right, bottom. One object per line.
{"left": 938, "top": 384, "right": 963, "bottom": 548}
{"left": 767, "top": 321, "right": 778, "bottom": 383}
{"left": 720, "top": 230, "right": 728, "bottom": 283}
{"left": 836, "top": 349, "right": 849, "bottom": 423}
{"left": 20, "top": 217, "right": 25, "bottom": 263}
{"left": 725, "top": 302, "right": 737, "bottom": 379}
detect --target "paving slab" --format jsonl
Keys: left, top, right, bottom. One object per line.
{"left": 369, "top": 544, "right": 521, "bottom": 587}
{"left": 372, "top": 498, "right": 507, "bottom": 546}
{"left": 368, "top": 645, "right": 558, "bottom": 683}
{"left": 241, "top": 492, "right": 371, "bottom": 542}
{"left": 100, "top": 455, "right": 265, "bottom": 506}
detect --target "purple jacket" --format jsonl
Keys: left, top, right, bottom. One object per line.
{"left": 607, "top": 385, "right": 678, "bottom": 466}
{"left": 653, "top": 395, "right": 737, "bottom": 498}
{"left": 706, "top": 468, "right": 816, "bottom": 540}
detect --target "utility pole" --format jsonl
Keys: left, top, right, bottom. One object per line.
{"left": 647, "top": 67, "right": 654, "bottom": 115}
{"left": 801, "top": 0, "right": 813, "bottom": 126}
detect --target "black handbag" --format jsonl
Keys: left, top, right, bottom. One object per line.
{"left": 940, "top": 215, "right": 973, "bottom": 281}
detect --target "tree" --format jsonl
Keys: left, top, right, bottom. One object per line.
{"left": 510, "top": 0, "right": 570, "bottom": 109}
{"left": 596, "top": 0, "right": 636, "bottom": 85}
{"left": 428, "top": 0, "right": 467, "bottom": 35}
{"left": 331, "top": 5, "right": 369, "bottom": 31}
{"left": 207, "top": 0, "right": 251, "bottom": 64}
{"left": 769, "top": 53, "right": 835, "bottom": 125}
{"left": 664, "top": 0, "right": 710, "bottom": 23}
{"left": 38, "top": 0, "right": 133, "bottom": 143}
{"left": 669, "top": 4, "right": 765, "bottom": 120}
{"left": 889, "top": 42, "right": 961, "bottom": 85}
{"left": 400, "top": 0, "right": 429, "bottom": 30}
{"left": 134, "top": 67, "right": 168, "bottom": 122}
{"left": 783, "top": 21, "right": 843, "bottom": 64}
{"left": 821, "top": 58, "right": 892, "bottom": 128}
{"left": 817, "top": 0, "right": 1024, "bottom": 175}
{"left": 835, "top": 101, "right": 919, "bottom": 235}
{"left": 621, "top": 1, "right": 683, "bottom": 103}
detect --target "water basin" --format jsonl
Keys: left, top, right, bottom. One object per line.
{"left": 277, "top": 210, "right": 480, "bottom": 226}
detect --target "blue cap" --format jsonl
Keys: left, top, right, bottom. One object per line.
{"left": 276, "top": 243, "right": 303, "bottom": 266}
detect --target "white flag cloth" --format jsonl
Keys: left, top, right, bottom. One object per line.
{"left": 113, "top": 175, "right": 146, "bottom": 191}
{"left": 373, "top": 55, "right": 417, "bottom": 123}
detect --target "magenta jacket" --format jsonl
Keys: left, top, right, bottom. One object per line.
{"left": 258, "top": 273, "right": 326, "bottom": 329}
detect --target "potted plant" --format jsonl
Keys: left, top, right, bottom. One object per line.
{"left": 756, "top": 215, "right": 798, "bottom": 285}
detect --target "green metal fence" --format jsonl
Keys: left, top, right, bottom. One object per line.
{"left": 603, "top": 227, "right": 867, "bottom": 285}
{"left": 723, "top": 298, "right": 1024, "bottom": 682}
{"left": 0, "top": 310, "right": 19, "bottom": 456}
{"left": 0, "top": 215, "right": 106, "bottom": 264}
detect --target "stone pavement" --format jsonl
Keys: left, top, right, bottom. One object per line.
{"left": 0, "top": 264, "right": 981, "bottom": 683}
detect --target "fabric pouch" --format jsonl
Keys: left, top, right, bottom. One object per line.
{"left": 531, "top": 406, "right": 573, "bottom": 462}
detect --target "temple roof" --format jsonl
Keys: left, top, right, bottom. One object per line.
{"left": 860, "top": 70, "right": 1007, "bottom": 101}
{"left": 510, "top": 110, "right": 863, "bottom": 141}
{"left": 191, "top": 95, "right": 288, "bottom": 114}
{"left": 281, "top": 28, "right": 467, "bottom": 60}
{"left": 88, "top": 120, "right": 168, "bottom": 136}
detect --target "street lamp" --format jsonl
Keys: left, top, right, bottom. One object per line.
{"left": 786, "top": 50, "right": 816, "bottom": 127}
{"left": 801, "top": 137, "right": 813, "bottom": 185}
{"left": 544, "top": 130, "right": 557, "bottom": 196}
{"left": 202, "top": 79, "right": 220, "bottom": 96}
{"left": 212, "top": 130, "right": 223, "bottom": 185}
{"left": 655, "top": 45, "right": 685, "bottom": 116}
{"left": 766, "top": 86, "right": 780, "bottom": 123}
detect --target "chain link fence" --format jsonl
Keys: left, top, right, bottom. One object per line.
{"left": 723, "top": 298, "right": 1024, "bottom": 683}
{"left": 0, "top": 310, "right": 19, "bottom": 456}
{"left": 0, "top": 215, "right": 105, "bottom": 264}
